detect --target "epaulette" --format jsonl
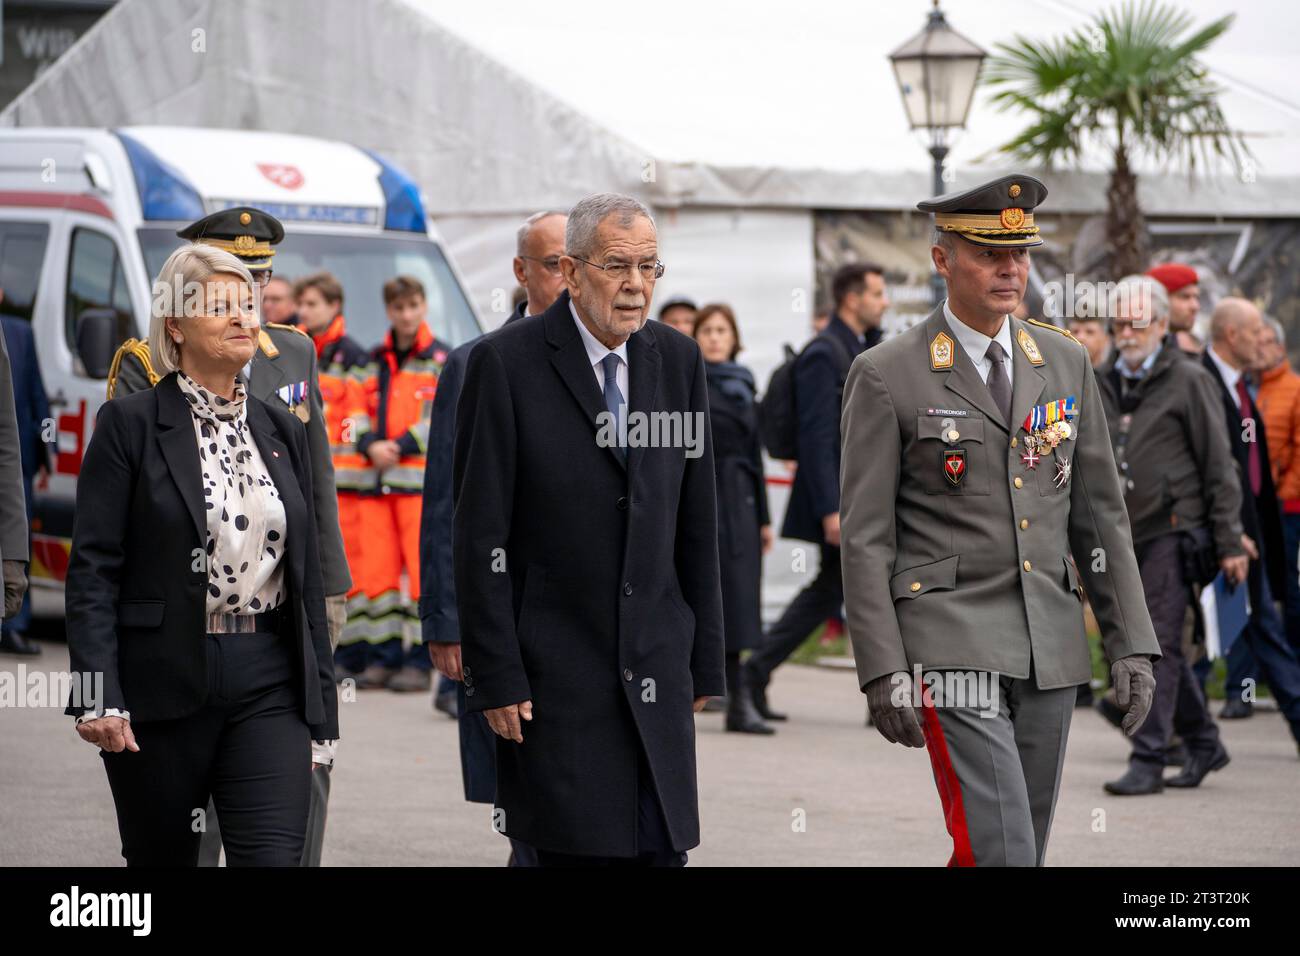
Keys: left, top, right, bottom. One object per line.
{"left": 1027, "top": 317, "right": 1083, "bottom": 347}
{"left": 106, "top": 338, "right": 159, "bottom": 399}
{"left": 267, "top": 322, "right": 310, "bottom": 339}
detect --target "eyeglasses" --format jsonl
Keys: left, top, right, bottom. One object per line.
{"left": 571, "top": 257, "right": 665, "bottom": 282}
{"left": 519, "top": 255, "right": 563, "bottom": 276}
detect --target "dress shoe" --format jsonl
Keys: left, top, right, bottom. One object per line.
{"left": 1103, "top": 760, "right": 1165, "bottom": 795}
{"left": 742, "top": 661, "right": 787, "bottom": 722}
{"left": 433, "top": 686, "right": 459, "bottom": 718}
{"left": 1165, "top": 742, "right": 1229, "bottom": 788}
{"left": 725, "top": 671, "right": 775, "bottom": 735}
{"left": 1219, "top": 698, "right": 1253, "bottom": 719}
{"left": 1094, "top": 695, "right": 1125, "bottom": 730}
{"left": 0, "top": 629, "right": 41, "bottom": 656}
{"left": 354, "top": 664, "right": 397, "bottom": 689}
{"left": 387, "top": 666, "right": 433, "bottom": 692}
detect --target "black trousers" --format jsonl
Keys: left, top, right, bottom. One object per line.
{"left": 746, "top": 543, "right": 842, "bottom": 683}
{"left": 1130, "top": 535, "right": 1220, "bottom": 764}
{"left": 100, "top": 631, "right": 312, "bottom": 866}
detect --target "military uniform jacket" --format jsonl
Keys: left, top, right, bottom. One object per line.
{"left": 840, "top": 304, "right": 1159, "bottom": 692}
{"left": 106, "top": 326, "right": 351, "bottom": 597}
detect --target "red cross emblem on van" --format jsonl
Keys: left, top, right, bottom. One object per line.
{"left": 943, "top": 448, "right": 966, "bottom": 487}
{"left": 257, "top": 163, "right": 304, "bottom": 190}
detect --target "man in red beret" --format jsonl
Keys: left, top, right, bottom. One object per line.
{"left": 1147, "top": 263, "right": 1202, "bottom": 354}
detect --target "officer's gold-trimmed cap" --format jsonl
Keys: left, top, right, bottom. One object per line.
{"left": 917, "top": 174, "right": 1047, "bottom": 248}
{"left": 176, "top": 206, "right": 285, "bottom": 271}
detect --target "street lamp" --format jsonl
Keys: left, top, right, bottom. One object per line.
{"left": 890, "top": 0, "right": 987, "bottom": 304}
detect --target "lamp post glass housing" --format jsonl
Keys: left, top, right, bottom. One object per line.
{"left": 890, "top": 1, "right": 987, "bottom": 303}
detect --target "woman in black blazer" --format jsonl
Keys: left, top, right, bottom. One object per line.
{"left": 66, "top": 244, "right": 338, "bottom": 866}
{"left": 693, "top": 304, "right": 774, "bottom": 734}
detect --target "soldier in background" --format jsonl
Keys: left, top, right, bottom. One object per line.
{"left": 106, "top": 206, "right": 348, "bottom": 867}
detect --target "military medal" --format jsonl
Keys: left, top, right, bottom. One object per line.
{"left": 1021, "top": 395, "right": 1078, "bottom": 456}
{"left": 278, "top": 380, "right": 311, "bottom": 422}
{"left": 1053, "top": 456, "right": 1072, "bottom": 488}
{"left": 943, "top": 448, "right": 966, "bottom": 486}
{"left": 1020, "top": 449, "right": 1040, "bottom": 469}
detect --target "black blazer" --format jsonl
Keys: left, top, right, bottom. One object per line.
{"left": 65, "top": 373, "right": 338, "bottom": 738}
{"left": 1200, "top": 351, "right": 1286, "bottom": 602}
{"left": 453, "top": 291, "right": 725, "bottom": 858}
{"left": 782, "top": 314, "right": 873, "bottom": 543}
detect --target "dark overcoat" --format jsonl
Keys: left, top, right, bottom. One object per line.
{"left": 453, "top": 291, "right": 725, "bottom": 858}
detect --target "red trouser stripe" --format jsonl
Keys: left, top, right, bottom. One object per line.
{"left": 920, "top": 702, "right": 977, "bottom": 867}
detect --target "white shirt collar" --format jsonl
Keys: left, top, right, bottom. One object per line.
{"left": 943, "top": 300, "right": 1014, "bottom": 376}
{"left": 1207, "top": 344, "right": 1242, "bottom": 391}
{"left": 570, "top": 299, "right": 629, "bottom": 369}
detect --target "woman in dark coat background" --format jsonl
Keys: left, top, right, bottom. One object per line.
{"left": 694, "top": 304, "right": 774, "bottom": 734}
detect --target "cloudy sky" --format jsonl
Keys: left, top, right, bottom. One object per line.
{"left": 413, "top": 0, "right": 1300, "bottom": 178}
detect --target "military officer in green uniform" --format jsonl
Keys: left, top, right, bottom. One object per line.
{"left": 107, "top": 206, "right": 348, "bottom": 867}
{"left": 839, "top": 174, "right": 1159, "bottom": 866}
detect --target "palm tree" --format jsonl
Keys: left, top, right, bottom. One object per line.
{"left": 982, "top": 0, "right": 1249, "bottom": 276}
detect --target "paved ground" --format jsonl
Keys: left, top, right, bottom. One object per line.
{"left": 2, "top": 641, "right": 1296, "bottom": 866}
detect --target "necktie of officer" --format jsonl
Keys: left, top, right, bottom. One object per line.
{"left": 1235, "top": 376, "right": 1262, "bottom": 495}
{"left": 985, "top": 340, "right": 1012, "bottom": 425}
{"left": 602, "top": 353, "right": 626, "bottom": 458}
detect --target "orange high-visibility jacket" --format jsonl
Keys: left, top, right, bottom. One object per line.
{"left": 303, "top": 314, "right": 373, "bottom": 492}
{"left": 350, "top": 322, "right": 450, "bottom": 494}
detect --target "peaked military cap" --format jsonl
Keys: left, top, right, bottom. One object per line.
{"left": 177, "top": 206, "right": 285, "bottom": 271}
{"left": 917, "top": 174, "right": 1047, "bottom": 248}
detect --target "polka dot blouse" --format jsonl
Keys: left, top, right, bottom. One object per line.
{"left": 177, "top": 372, "right": 288, "bottom": 617}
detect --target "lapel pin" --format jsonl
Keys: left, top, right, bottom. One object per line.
{"left": 272, "top": 451, "right": 280, "bottom": 458}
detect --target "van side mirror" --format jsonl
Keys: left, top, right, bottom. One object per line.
{"left": 75, "top": 309, "right": 121, "bottom": 379}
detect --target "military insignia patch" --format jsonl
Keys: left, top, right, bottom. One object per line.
{"left": 1017, "top": 327, "right": 1044, "bottom": 365}
{"left": 1000, "top": 207, "right": 1026, "bottom": 230}
{"left": 931, "top": 331, "right": 955, "bottom": 370}
{"left": 943, "top": 448, "right": 966, "bottom": 486}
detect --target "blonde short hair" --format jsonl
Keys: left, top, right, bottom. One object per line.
{"left": 149, "top": 243, "right": 255, "bottom": 374}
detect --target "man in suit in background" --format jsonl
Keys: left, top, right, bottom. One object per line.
{"left": 0, "top": 303, "right": 30, "bottom": 639}
{"left": 453, "top": 193, "right": 724, "bottom": 865}
{"left": 1201, "top": 298, "right": 1300, "bottom": 750}
{"left": 0, "top": 288, "right": 50, "bottom": 655}
{"left": 742, "top": 263, "right": 888, "bottom": 721}
{"left": 420, "top": 210, "right": 566, "bottom": 866}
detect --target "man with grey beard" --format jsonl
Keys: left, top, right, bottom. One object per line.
{"left": 1097, "top": 275, "right": 1245, "bottom": 795}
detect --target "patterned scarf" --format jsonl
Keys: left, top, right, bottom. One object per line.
{"left": 176, "top": 372, "right": 287, "bottom": 616}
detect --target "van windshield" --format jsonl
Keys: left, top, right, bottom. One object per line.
{"left": 138, "top": 228, "right": 481, "bottom": 350}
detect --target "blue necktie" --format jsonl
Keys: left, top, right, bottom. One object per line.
{"left": 601, "top": 353, "right": 626, "bottom": 458}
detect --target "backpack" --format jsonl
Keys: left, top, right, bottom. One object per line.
{"left": 759, "top": 332, "right": 854, "bottom": 461}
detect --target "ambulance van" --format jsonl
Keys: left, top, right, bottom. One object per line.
{"left": 0, "top": 126, "right": 482, "bottom": 612}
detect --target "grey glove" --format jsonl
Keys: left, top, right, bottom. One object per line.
{"left": 3, "top": 560, "right": 27, "bottom": 619}
{"left": 1111, "top": 655, "right": 1156, "bottom": 736}
{"left": 865, "top": 671, "right": 926, "bottom": 748}
{"left": 324, "top": 593, "right": 347, "bottom": 652}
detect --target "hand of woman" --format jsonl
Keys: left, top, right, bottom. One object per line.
{"left": 760, "top": 525, "right": 774, "bottom": 554}
{"left": 76, "top": 715, "right": 140, "bottom": 753}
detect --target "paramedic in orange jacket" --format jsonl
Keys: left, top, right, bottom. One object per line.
{"left": 342, "top": 276, "right": 450, "bottom": 692}
{"left": 1256, "top": 314, "right": 1300, "bottom": 656}
{"left": 295, "top": 273, "right": 371, "bottom": 674}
